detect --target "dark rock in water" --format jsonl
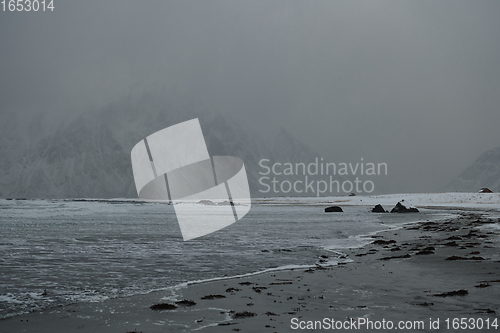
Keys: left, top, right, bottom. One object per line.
{"left": 232, "top": 311, "right": 257, "bottom": 319}
{"left": 479, "top": 187, "right": 493, "bottom": 193}
{"left": 432, "top": 289, "right": 468, "bottom": 297}
{"left": 475, "top": 283, "right": 491, "bottom": 288}
{"left": 390, "top": 201, "right": 419, "bottom": 213}
{"left": 415, "top": 249, "right": 434, "bottom": 255}
{"left": 379, "top": 254, "right": 411, "bottom": 260}
{"left": 325, "top": 206, "right": 343, "bottom": 212}
{"left": 150, "top": 303, "right": 177, "bottom": 311}
{"left": 175, "top": 299, "right": 197, "bottom": 307}
{"left": 349, "top": 192, "right": 356, "bottom": 196}
{"left": 416, "top": 302, "right": 434, "bottom": 306}
{"left": 445, "top": 255, "right": 485, "bottom": 261}
{"left": 201, "top": 294, "right": 226, "bottom": 300}
{"left": 371, "top": 204, "right": 387, "bottom": 213}
{"left": 372, "top": 239, "right": 397, "bottom": 245}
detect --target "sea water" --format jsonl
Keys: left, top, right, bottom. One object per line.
{"left": 0, "top": 199, "right": 447, "bottom": 319}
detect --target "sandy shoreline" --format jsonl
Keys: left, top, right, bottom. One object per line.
{"left": 1, "top": 211, "right": 499, "bottom": 333}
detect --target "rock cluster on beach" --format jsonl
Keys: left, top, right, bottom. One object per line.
{"left": 390, "top": 200, "right": 419, "bottom": 213}
{"left": 325, "top": 201, "right": 421, "bottom": 214}
{"left": 371, "top": 204, "right": 387, "bottom": 213}
{"left": 371, "top": 201, "right": 419, "bottom": 213}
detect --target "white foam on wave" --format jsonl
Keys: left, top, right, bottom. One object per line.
{"left": 0, "top": 294, "right": 24, "bottom": 304}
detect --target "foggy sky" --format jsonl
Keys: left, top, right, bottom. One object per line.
{"left": 2, "top": 0, "right": 500, "bottom": 193}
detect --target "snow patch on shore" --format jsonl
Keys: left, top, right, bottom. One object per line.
{"left": 253, "top": 192, "right": 500, "bottom": 210}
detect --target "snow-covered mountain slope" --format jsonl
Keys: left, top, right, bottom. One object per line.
{"left": 0, "top": 112, "right": 132, "bottom": 198}
{"left": 0, "top": 90, "right": 320, "bottom": 198}
{"left": 443, "top": 146, "right": 500, "bottom": 193}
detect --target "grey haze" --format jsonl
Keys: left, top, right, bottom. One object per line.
{"left": 1, "top": 0, "right": 500, "bottom": 197}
